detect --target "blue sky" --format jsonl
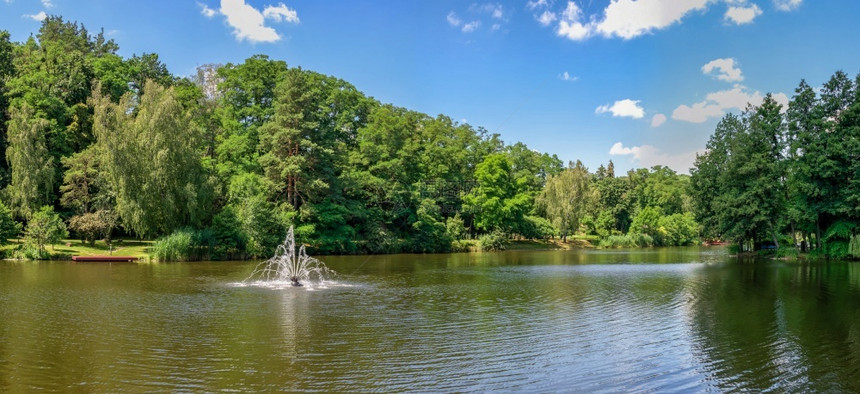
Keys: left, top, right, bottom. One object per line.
{"left": 2, "top": 0, "right": 859, "bottom": 174}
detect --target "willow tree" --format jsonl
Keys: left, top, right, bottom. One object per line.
{"left": 5, "top": 103, "right": 55, "bottom": 218}
{"left": 535, "top": 160, "right": 596, "bottom": 241}
{"left": 92, "top": 80, "right": 207, "bottom": 238}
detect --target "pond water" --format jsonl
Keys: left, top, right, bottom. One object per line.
{"left": 1, "top": 247, "right": 859, "bottom": 391}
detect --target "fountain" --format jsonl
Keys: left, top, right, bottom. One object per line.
{"left": 244, "top": 226, "right": 334, "bottom": 288}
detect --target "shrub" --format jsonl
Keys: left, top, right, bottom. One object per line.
{"left": 599, "top": 233, "right": 654, "bottom": 248}
{"left": 478, "top": 231, "right": 507, "bottom": 252}
{"left": 776, "top": 247, "right": 799, "bottom": 259}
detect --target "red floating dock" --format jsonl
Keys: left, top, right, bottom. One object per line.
{"left": 72, "top": 256, "right": 139, "bottom": 262}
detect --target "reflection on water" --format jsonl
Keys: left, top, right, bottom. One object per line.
{"left": 0, "top": 248, "right": 858, "bottom": 391}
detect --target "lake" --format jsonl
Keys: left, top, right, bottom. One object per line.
{"left": 1, "top": 247, "right": 858, "bottom": 391}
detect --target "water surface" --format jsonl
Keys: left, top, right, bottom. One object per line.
{"left": 1, "top": 247, "right": 858, "bottom": 391}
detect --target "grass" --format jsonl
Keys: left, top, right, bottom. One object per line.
{"left": 506, "top": 237, "right": 595, "bottom": 250}
{"left": 1, "top": 238, "right": 153, "bottom": 260}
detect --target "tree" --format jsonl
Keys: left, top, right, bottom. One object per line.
{"left": 535, "top": 161, "right": 595, "bottom": 241}
{"left": 5, "top": 103, "right": 55, "bottom": 218}
{"left": 25, "top": 206, "right": 68, "bottom": 256}
{"left": 68, "top": 210, "right": 116, "bottom": 245}
{"left": 0, "top": 201, "right": 22, "bottom": 244}
{"left": 464, "top": 153, "right": 531, "bottom": 233}
{"left": 93, "top": 80, "right": 209, "bottom": 238}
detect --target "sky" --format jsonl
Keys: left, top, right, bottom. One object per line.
{"left": 2, "top": 0, "right": 859, "bottom": 174}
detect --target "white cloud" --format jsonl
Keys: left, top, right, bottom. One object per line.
{"left": 557, "top": 1, "right": 591, "bottom": 40}
{"left": 725, "top": 4, "right": 761, "bottom": 24}
{"left": 23, "top": 11, "right": 47, "bottom": 21}
{"left": 594, "top": 0, "right": 710, "bottom": 40}
{"left": 462, "top": 21, "right": 481, "bottom": 33}
{"left": 610, "top": 142, "right": 703, "bottom": 173}
{"left": 198, "top": 2, "right": 217, "bottom": 18}
{"left": 651, "top": 113, "right": 667, "bottom": 127}
{"left": 559, "top": 71, "right": 578, "bottom": 81}
{"left": 537, "top": 10, "right": 557, "bottom": 26}
{"left": 596, "top": 99, "right": 645, "bottom": 119}
{"left": 450, "top": 4, "right": 507, "bottom": 34}
{"left": 447, "top": 11, "right": 462, "bottom": 27}
{"left": 40, "top": 0, "right": 52, "bottom": 8}
{"left": 672, "top": 84, "right": 789, "bottom": 123}
{"left": 263, "top": 3, "right": 299, "bottom": 23}
{"left": 702, "top": 58, "right": 743, "bottom": 82}
{"left": 218, "top": 0, "right": 299, "bottom": 43}
{"left": 773, "top": 0, "right": 801, "bottom": 11}
{"left": 527, "top": 0, "right": 550, "bottom": 10}
{"left": 549, "top": 0, "right": 770, "bottom": 41}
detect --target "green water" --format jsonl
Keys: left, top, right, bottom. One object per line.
{"left": 1, "top": 247, "right": 858, "bottom": 391}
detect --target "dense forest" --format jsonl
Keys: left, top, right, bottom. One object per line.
{"left": 691, "top": 72, "right": 860, "bottom": 259}
{"left": 0, "top": 17, "right": 855, "bottom": 260}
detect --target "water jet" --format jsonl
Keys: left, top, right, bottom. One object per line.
{"left": 244, "top": 226, "right": 332, "bottom": 287}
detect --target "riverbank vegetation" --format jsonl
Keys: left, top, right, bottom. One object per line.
{"left": 0, "top": 17, "right": 705, "bottom": 260}
{"left": 1, "top": 17, "right": 855, "bottom": 261}
{"left": 691, "top": 71, "right": 860, "bottom": 260}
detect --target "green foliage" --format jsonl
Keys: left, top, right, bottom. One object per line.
{"left": 24, "top": 206, "right": 68, "bottom": 256}
{"left": 151, "top": 228, "right": 194, "bottom": 262}
{"left": 535, "top": 160, "right": 595, "bottom": 239}
{"left": 478, "top": 231, "right": 507, "bottom": 252}
{"left": 0, "top": 201, "right": 22, "bottom": 243}
{"left": 93, "top": 80, "right": 210, "bottom": 238}
{"left": 210, "top": 206, "right": 248, "bottom": 259}
{"left": 599, "top": 233, "right": 654, "bottom": 248}
{"left": 465, "top": 154, "right": 531, "bottom": 233}
{"left": 658, "top": 213, "right": 699, "bottom": 246}
{"left": 5, "top": 102, "right": 55, "bottom": 218}
{"left": 849, "top": 235, "right": 860, "bottom": 259}
{"left": 68, "top": 210, "right": 117, "bottom": 245}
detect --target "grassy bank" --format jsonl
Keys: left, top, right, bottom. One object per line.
{"left": 1, "top": 239, "right": 153, "bottom": 260}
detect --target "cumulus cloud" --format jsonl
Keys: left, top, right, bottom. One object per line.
{"left": 595, "top": 0, "right": 710, "bottom": 39}
{"left": 218, "top": 0, "right": 299, "bottom": 43}
{"left": 773, "top": 0, "right": 802, "bottom": 11}
{"left": 725, "top": 4, "right": 762, "bottom": 24}
{"left": 545, "top": 0, "right": 773, "bottom": 41}
{"left": 557, "top": 1, "right": 591, "bottom": 40}
{"left": 610, "top": 142, "right": 703, "bottom": 173}
{"left": 672, "top": 84, "right": 789, "bottom": 123}
{"left": 651, "top": 113, "right": 667, "bottom": 127}
{"left": 596, "top": 99, "right": 645, "bottom": 119}
{"left": 40, "top": 0, "right": 52, "bottom": 8}
{"left": 537, "top": 10, "right": 557, "bottom": 26}
{"left": 702, "top": 58, "right": 743, "bottom": 82}
{"left": 198, "top": 2, "right": 217, "bottom": 18}
{"left": 263, "top": 3, "right": 299, "bottom": 23}
{"left": 23, "top": 11, "right": 47, "bottom": 21}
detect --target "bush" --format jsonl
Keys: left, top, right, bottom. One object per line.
{"left": 451, "top": 239, "right": 477, "bottom": 252}
{"left": 478, "top": 231, "right": 507, "bottom": 252}
{"left": 599, "top": 233, "right": 654, "bottom": 248}
{"left": 151, "top": 228, "right": 195, "bottom": 262}
{"left": 776, "top": 246, "right": 799, "bottom": 259}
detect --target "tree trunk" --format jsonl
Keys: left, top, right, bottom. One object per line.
{"left": 815, "top": 218, "right": 822, "bottom": 250}
{"left": 772, "top": 228, "right": 780, "bottom": 250}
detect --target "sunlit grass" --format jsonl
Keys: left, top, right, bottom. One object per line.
{"left": 1, "top": 238, "right": 153, "bottom": 260}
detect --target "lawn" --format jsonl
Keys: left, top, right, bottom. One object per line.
{"left": 1, "top": 238, "right": 153, "bottom": 260}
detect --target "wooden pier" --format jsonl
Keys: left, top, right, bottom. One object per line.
{"left": 72, "top": 255, "right": 139, "bottom": 262}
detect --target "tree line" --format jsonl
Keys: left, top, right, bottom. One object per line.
{"left": 691, "top": 71, "right": 860, "bottom": 259}
{"left": 2, "top": 17, "right": 701, "bottom": 259}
